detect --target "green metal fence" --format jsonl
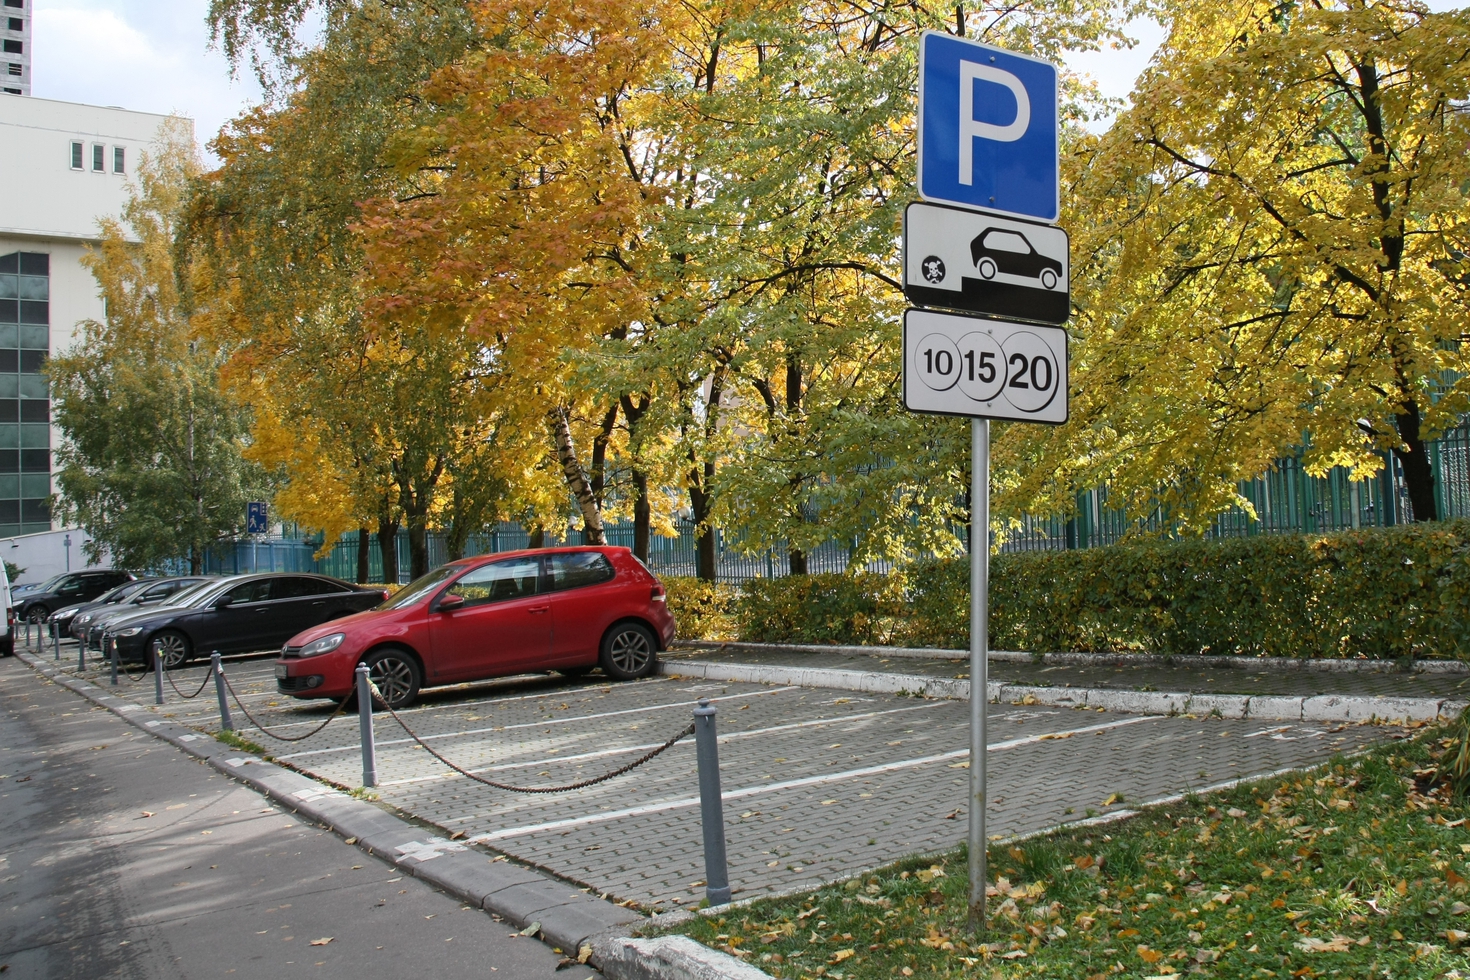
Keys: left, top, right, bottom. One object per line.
{"left": 200, "top": 424, "right": 1470, "bottom": 578}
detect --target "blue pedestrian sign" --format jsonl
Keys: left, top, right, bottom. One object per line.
{"left": 246, "top": 501, "right": 269, "bottom": 535}
{"left": 916, "top": 31, "right": 1059, "bottom": 223}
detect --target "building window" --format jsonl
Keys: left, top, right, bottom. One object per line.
{"left": 1, "top": 40, "right": 18, "bottom": 55}
{"left": 2, "top": 1, "right": 22, "bottom": 10}
{"left": 2, "top": 89, "right": 19, "bottom": 96}
{"left": 6, "top": 64, "right": 18, "bottom": 77}
{"left": 113, "top": 146, "right": 125, "bottom": 174}
{"left": 91, "top": 143, "right": 104, "bottom": 172}
{"left": 70, "top": 141, "right": 83, "bottom": 170}
{"left": 6, "top": 17, "right": 20, "bottom": 30}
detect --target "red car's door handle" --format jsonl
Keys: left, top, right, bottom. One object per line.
{"left": 528, "top": 605, "right": 550, "bottom": 614}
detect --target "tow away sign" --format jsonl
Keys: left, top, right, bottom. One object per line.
{"left": 902, "top": 308, "right": 1067, "bottom": 424}
{"left": 903, "top": 201, "right": 1068, "bottom": 325}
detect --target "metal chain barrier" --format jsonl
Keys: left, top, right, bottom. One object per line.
{"left": 220, "top": 669, "right": 351, "bottom": 742}
{"left": 117, "top": 651, "right": 149, "bottom": 683}
{"left": 161, "top": 654, "right": 216, "bottom": 699}
{"left": 371, "top": 683, "right": 695, "bottom": 794}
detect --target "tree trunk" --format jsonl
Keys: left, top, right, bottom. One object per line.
{"left": 788, "top": 547, "right": 807, "bottom": 576}
{"left": 190, "top": 544, "right": 201, "bottom": 576}
{"left": 690, "top": 469, "right": 716, "bottom": 581}
{"left": 528, "top": 525, "right": 545, "bottom": 549}
{"left": 407, "top": 520, "right": 430, "bottom": 580}
{"left": 356, "top": 527, "right": 370, "bottom": 583}
{"left": 620, "top": 394, "right": 653, "bottom": 563}
{"left": 376, "top": 517, "right": 400, "bottom": 585}
{"left": 589, "top": 403, "right": 619, "bottom": 509}
{"left": 631, "top": 468, "right": 651, "bottom": 562}
{"left": 548, "top": 407, "right": 607, "bottom": 544}
{"left": 1394, "top": 401, "right": 1438, "bottom": 522}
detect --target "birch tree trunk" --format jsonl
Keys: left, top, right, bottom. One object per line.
{"left": 549, "top": 407, "right": 607, "bottom": 545}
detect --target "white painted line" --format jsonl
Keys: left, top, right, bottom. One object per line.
{"left": 376, "top": 701, "right": 953, "bottom": 786}
{"left": 275, "top": 686, "right": 801, "bottom": 759}
{"left": 468, "top": 715, "right": 1160, "bottom": 841}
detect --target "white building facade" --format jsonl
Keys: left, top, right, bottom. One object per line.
{"left": 0, "top": 92, "right": 190, "bottom": 580}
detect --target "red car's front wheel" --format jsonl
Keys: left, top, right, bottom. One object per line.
{"left": 363, "top": 648, "right": 421, "bottom": 709}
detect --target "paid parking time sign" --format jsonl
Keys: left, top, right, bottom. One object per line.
{"left": 902, "top": 31, "right": 1071, "bottom": 930}
{"left": 903, "top": 31, "right": 1068, "bottom": 424}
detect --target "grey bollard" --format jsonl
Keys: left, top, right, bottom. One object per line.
{"left": 693, "top": 698, "right": 732, "bottom": 907}
{"left": 212, "top": 651, "right": 233, "bottom": 732}
{"left": 356, "top": 665, "right": 378, "bottom": 787}
{"left": 53, "top": 622, "right": 59, "bottom": 660}
{"left": 152, "top": 644, "right": 164, "bottom": 705}
{"left": 73, "top": 625, "right": 82, "bottom": 671}
{"left": 110, "top": 634, "right": 118, "bottom": 685}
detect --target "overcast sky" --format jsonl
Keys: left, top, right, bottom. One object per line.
{"left": 27, "top": 1, "right": 1464, "bottom": 161}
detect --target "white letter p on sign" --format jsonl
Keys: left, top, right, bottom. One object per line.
{"left": 957, "top": 61, "right": 1030, "bottom": 185}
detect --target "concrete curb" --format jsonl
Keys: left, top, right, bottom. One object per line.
{"left": 674, "top": 639, "right": 1470, "bottom": 674}
{"left": 593, "top": 936, "right": 773, "bottom": 980}
{"left": 660, "top": 658, "right": 1463, "bottom": 724}
{"left": 12, "top": 649, "right": 769, "bottom": 980}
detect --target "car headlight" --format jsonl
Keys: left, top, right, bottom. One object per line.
{"left": 116, "top": 627, "right": 143, "bottom": 637}
{"left": 299, "top": 633, "right": 346, "bottom": 657}
{"left": 77, "top": 614, "right": 92, "bottom": 624}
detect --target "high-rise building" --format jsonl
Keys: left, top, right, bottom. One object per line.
{"left": 0, "top": 93, "right": 191, "bottom": 575}
{"left": 2, "top": 0, "right": 29, "bottom": 97}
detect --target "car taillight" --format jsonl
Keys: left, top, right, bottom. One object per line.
{"left": 382, "top": 590, "right": 392, "bottom": 601}
{"left": 6, "top": 608, "right": 12, "bottom": 627}
{"left": 650, "top": 584, "right": 666, "bottom": 603}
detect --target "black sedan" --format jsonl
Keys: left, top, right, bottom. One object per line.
{"left": 104, "top": 573, "right": 388, "bottom": 668}
{"left": 71, "top": 576, "right": 214, "bottom": 645}
{"left": 17, "top": 569, "right": 135, "bottom": 625}
{"left": 49, "top": 578, "right": 160, "bottom": 638}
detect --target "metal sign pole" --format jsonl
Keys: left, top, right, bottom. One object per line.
{"left": 968, "top": 418, "right": 990, "bottom": 933}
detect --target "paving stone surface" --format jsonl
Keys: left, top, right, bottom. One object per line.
{"left": 39, "top": 641, "right": 1405, "bottom": 915}
{"left": 664, "top": 647, "right": 1470, "bottom": 700}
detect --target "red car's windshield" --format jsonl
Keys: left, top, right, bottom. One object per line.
{"left": 377, "top": 565, "right": 462, "bottom": 610}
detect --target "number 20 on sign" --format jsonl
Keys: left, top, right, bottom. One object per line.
{"left": 903, "top": 308, "right": 1067, "bottom": 424}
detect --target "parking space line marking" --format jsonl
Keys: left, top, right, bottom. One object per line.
{"left": 230, "top": 676, "right": 675, "bottom": 731}
{"left": 375, "top": 701, "right": 953, "bottom": 786}
{"left": 466, "top": 715, "right": 1161, "bottom": 841}
{"left": 273, "top": 686, "right": 801, "bottom": 758}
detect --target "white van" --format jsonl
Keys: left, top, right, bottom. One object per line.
{"left": 0, "top": 561, "right": 11, "bottom": 656}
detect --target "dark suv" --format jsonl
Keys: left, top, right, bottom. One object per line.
{"left": 17, "top": 569, "right": 135, "bottom": 626}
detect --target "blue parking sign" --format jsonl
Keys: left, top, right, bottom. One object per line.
{"left": 917, "top": 31, "right": 1059, "bottom": 223}
{"left": 247, "top": 501, "right": 268, "bottom": 535}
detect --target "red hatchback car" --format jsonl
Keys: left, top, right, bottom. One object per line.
{"left": 274, "top": 547, "right": 674, "bottom": 708}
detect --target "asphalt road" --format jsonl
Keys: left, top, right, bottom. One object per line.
{"left": 0, "top": 657, "right": 598, "bottom": 980}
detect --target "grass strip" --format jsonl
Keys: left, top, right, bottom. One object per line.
{"left": 670, "top": 726, "right": 1470, "bottom": 978}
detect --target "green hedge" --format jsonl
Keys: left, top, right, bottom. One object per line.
{"left": 667, "top": 519, "right": 1470, "bottom": 660}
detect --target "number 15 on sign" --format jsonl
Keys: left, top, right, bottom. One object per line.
{"left": 903, "top": 308, "right": 1068, "bottom": 424}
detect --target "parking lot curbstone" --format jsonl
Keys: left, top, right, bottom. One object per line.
{"left": 1301, "top": 694, "right": 1442, "bottom": 724}
{"left": 1245, "top": 696, "right": 1305, "bottom": 721}
{"left": 1441, "top": 700, "right": 1469, "bottom": 721}
{"left": 1183, "top": 694, "right": 1251, "bottom": 719}
{"left": 674, "top": 639, "right": 1470, "bottom": 674}
{"left": 593, "top": 935, "right": 774, "bottom": 980}
{"left": 661, "top": 657, "right": 1447, "bottom": 725}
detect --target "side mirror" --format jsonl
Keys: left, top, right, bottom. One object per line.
{"left": 213, "top": 595, "right": 235, "bottom": 609}
{"left": 437, "top": 594, "right": 466, "bottom": 613}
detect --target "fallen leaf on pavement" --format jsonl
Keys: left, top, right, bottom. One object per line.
{"left": 520, "top": 921, "right": 541, "bottom": 937}
{"left": 309, "top": 938, "right": 333, "bottom": 946}
{"left": 140, "top": 811, "right": 154, "bottom": 818}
